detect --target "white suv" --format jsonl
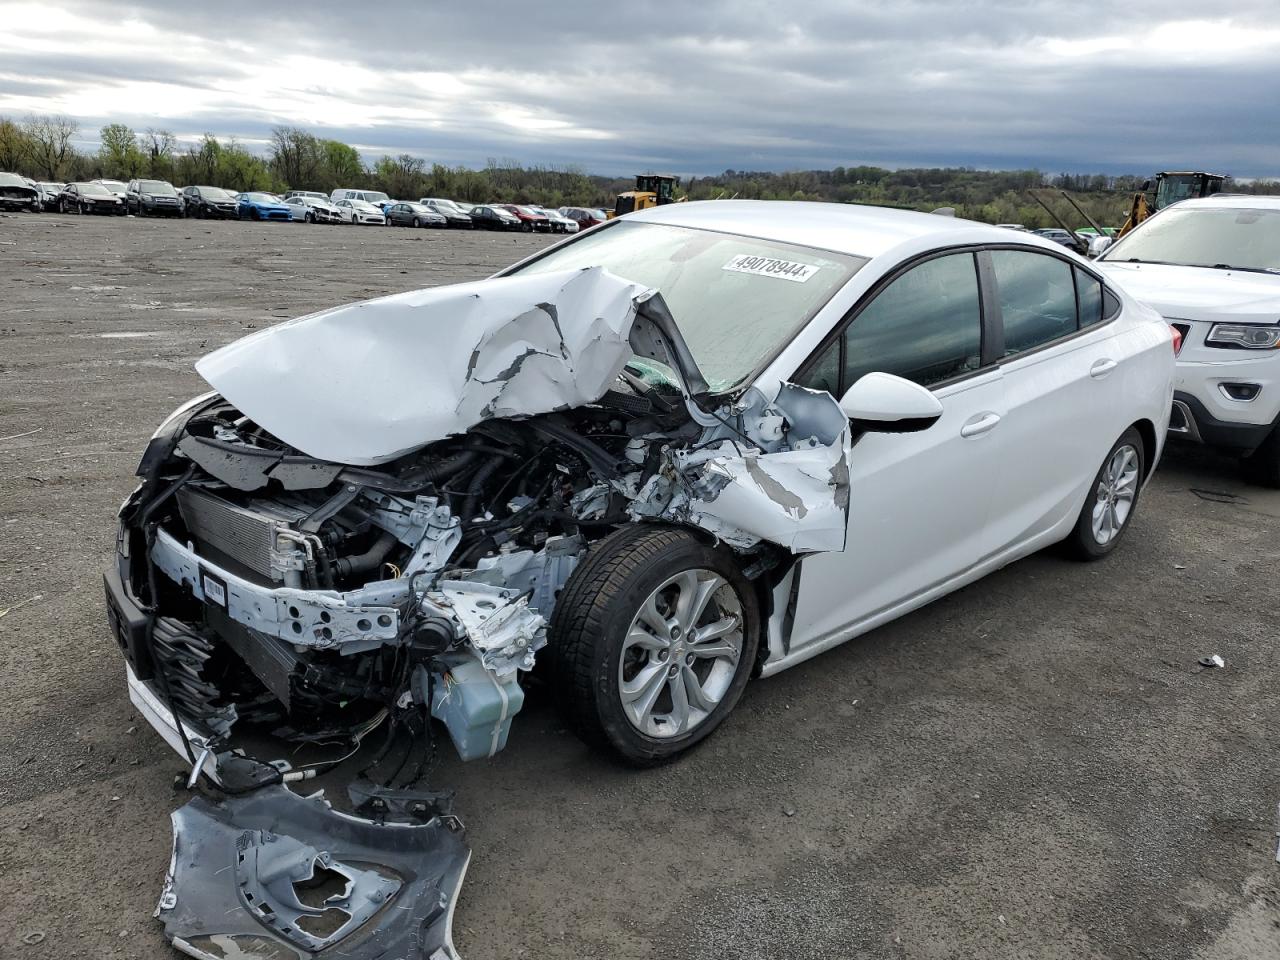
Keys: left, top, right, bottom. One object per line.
{"left": 1097, "top": 195, "right": 1280, "bottom": 486}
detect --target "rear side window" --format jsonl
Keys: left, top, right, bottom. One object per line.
{"left": 1075, "top": 268, "right": 1104, "bottom": 328}
{"left": 798, "top": 252, "right": 983, "bottom": 395}
{"left": 991, "top": 250, "right": 1076, "bottom": 356}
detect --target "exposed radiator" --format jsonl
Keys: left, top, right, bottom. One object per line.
{"left": 177, "top": 487, "right": 310, "bottom": 583}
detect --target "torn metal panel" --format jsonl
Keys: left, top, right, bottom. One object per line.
{"left": 158, "top": 785, "right": 469, "bottom": 960}
{"left": 196, "top": 267, "right": 649, "bottom": 466}
{"left": 436, "top": 581, "right": 545, "bottom": 676}
{"left": 630, "top": 382, "right": 853, "bottom": 553}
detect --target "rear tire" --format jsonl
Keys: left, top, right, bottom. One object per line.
{"left": 1240, "top": 423, "right": 1280, "bottom": 488}
{"left": 1063, "top": 427, "right": 1145, "bottom": 560}
{"left": 549, "top": 526, "right": 759, "bottom": 766}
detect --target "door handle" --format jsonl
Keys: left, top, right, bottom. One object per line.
{"left": 960, "top": 412, "right": 1002, "bottom": 438}
{"left": 1090, "top": 358, "right": 1118, "bottom": 379}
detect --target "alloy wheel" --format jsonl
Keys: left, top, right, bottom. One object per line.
{"left": 1091, "top": 443, "right": 1139, "bottom": 544}
{"left": 618, "top": 569, "right": 744, "bottom": 739}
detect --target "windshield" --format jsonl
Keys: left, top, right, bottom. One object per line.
{"left": 243, "top": 192, "right": 277, "bottom": 203}
{"left": 80, "top": 183, "right": 111, "bottom": 196}
{"left": 507, "top": 220, "right": 865, "bottom": 391}
{"left": 361, "top": 191, "right": 390, "bottom": 203}
{"left": 140, "top": 180, "right": 175, "bottom": 195}
{"left": 201, "top": 187, "right": 231, "bottom": 200}
{"left": 98, "top": 181, "right": 125, "bottom": 191}
{"left": 1103, "top": 206, "right": 1280, "bottom": 273}
{"left": 0, "top": 172, "right": 25, "bottom": 186}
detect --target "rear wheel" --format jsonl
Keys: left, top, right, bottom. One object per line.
{"left": 550, "top": 526, "right": 759, "bottom": 766}
{"left": 1240, "top": 423, "right": 1280, "bottom": 488}
{"left": 1063, "top": 427, "right": 1145, "bottom": 560}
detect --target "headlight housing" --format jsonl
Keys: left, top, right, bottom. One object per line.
{"left": 1205, "top": 324, "right": 1280, "bottom": 350}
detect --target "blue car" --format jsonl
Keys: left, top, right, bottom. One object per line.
{"left": 237, "top": 192, "right": 291, "bottom": 222}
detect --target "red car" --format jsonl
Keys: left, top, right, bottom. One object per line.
{"left": 495, "top": 203, "right": 552, "bottom": 232}
{"left": 559, "top": 206, "right": 608, "bottom": 230}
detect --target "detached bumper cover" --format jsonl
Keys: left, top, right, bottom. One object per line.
{"left": 158, "top": 785, "right": 469, "bottom": 960}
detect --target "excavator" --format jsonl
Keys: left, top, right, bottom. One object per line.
{"left": 610, "top": 174, "right": 684, "bottom": 218}
{"left": 1117, "top": 171, "right": 1227, "bottom": 237}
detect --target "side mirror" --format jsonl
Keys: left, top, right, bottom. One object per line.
{"left": 838, "top": 372, "right": 943, "bottom": 433}
{"left": 1088, "top": 235, "right": 1113, "bottom": 258}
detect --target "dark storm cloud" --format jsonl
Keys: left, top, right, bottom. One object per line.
{"left": 2, "top": 0, "right": 1278, "bottom": 175}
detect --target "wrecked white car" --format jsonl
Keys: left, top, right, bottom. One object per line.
{"left": 108, "top": 201, "right": 1176, "bottom": 958}
{"left": 109, "top": 201, "right": 1176, "bottom": 773}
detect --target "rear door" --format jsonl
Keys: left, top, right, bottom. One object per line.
{"left": 981, "top": 248, "right": 1126, "bottom": 547}
{"left": 787, "top": 250, "right": 1007, "bottom": 648}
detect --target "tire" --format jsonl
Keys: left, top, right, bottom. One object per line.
{"left": 1240, "top": 422, "right": 1280, "bottom": 488}
{"left": 412, "top": 217, "right": 421, "bottom": 228}
{"left": 1063, "top": 427, "right": 1145, "bottom": 560}
{"left": 549, "top": 525, "right": 760, "bottom": 766}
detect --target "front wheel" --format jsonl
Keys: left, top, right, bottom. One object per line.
{"left": 1063, "top": 427, "right": 1145, "bottom": 560}
{"left": 549, "top": 526, "right": 759, "bottom": 766}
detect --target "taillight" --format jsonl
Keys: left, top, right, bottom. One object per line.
{"left": 1169, "top": 323, "right": 1184, "bottom": 355}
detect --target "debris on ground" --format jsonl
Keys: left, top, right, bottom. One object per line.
{"left": 157, "top": 781, "right": 469, "bottom": 959}
{"left": 1198, "top": 654, "right": 1226, "bottom": 669}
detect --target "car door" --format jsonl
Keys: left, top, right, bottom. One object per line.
{"left": 981, "top": 247, "right": 1127, "bottom": 547}
{"left": 786, "top": 250, "right": 1008, "bottom": 649}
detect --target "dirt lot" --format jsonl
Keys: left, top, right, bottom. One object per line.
{"left": 2, "top": 212, "right": 1279, "bottom": 960}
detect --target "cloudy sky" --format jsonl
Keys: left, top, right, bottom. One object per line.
{"left": 1, "top": 0, "right": 1278, "bottom": 177}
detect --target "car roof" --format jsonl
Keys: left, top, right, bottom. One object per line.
{"left": 627, "top": 200, "right": 1061, "bottom": 259}
{"left": 1163, "top": 194, "right": 1280, "bottom": 212}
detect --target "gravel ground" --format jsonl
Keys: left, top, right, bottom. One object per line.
{"left": 1, "top": 212, "right": 1279, "bottom": 960}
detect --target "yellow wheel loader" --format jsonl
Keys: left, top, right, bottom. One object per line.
{"left": 610, "top": 174, "right": 684, "bottom": 218}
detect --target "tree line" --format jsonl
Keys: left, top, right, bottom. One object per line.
{"left": 2, "top": 114, "right": 1276, "bottom": 227}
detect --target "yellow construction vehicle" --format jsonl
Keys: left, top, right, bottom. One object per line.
{"left": 610, "top": 174, "right": 684, "bottom": 218}
{"left": 1116, "top": 171, "right": 1227, "bottom": 237}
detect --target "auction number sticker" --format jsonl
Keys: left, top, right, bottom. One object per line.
{"left": 200, "top": 568, "right": 227, "bottom": 608}
{"left": 722, "top": 254, "right": 819, "bottom": 283}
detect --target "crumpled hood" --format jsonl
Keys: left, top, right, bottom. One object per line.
{"left": 196, "top": 267, "right": 671, "bottom": 466}
{"left": 1098, "top": 261, "right": 1280, "bottom": 325}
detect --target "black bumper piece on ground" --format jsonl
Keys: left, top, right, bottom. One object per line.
{"left": 158, "top": 784, "right": 469, "bottom": 959}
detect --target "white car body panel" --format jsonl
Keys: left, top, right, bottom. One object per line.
{"left": 196, "top": 268, "right": 649, "bottom": 466}
{"left": 605, "top": 202, "right": 1173, "bottom": 675}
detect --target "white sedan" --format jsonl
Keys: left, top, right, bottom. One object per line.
{"left": 335, "top": 198, "right": 386, "bottom": 225}
{"left": 110, "top": 201, "right": 1174, "bottom": 777}
{"left": 1096, "top": 195, "right": 1280, "bottom": 486}
{"left": 284, "top": 194, "right": 343, "bottom": 224}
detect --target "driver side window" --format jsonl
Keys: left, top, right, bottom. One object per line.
{"left": 797, "top": 252, "right": 983, "bottom": 397}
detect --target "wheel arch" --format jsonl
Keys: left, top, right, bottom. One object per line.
{"left": 1130, "top": 417, "right": 1157, "bottom": 481}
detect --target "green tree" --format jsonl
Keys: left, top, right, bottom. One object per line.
{"left": 0, "top": 117, "right": 30, "bottom": 172}
{"left": 99, "top": 123, "right": 146, "bottom": 178}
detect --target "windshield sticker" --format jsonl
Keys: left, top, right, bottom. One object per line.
{"left": 722, "top": 254, "right": 820, "bottom": 283}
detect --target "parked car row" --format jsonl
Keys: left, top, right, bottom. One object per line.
{"left": 2, "top": 173, "right": 613, "bottom": 233}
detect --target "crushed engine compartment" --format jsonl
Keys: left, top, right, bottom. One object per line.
{"left": 112, "top": 267, "right": 853, "bottom": 767}
{"left": 106, "top": 267, "right": 854, "bottom": 958}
